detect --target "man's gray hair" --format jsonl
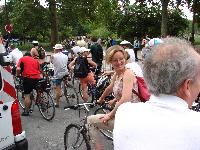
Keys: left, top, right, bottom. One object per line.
{"left": 143, "top": 37, "right": 198, "bottom": 95}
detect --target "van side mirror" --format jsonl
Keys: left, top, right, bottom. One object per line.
{"left": 0, "top": 53, "right": 12, "bottom": 66}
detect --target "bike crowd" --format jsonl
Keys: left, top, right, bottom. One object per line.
{"left": 1, "top": 34, "right": 200, "bottom": 150}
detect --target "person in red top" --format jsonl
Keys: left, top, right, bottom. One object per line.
{"left": 16, "top": 52, "right": 41, "bottom": 116}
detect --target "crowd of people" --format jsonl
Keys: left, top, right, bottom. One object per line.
{"left": 1, "top": 34, "right": 200, "bottom": 150}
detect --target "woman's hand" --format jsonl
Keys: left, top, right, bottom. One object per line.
{"left": 99, "top": 113, "right": 112, "bottom": 125}
{"left": 97, "top": 98, "right": 105, "bottom": 104}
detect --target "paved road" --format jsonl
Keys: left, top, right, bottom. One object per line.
{"left": 20, "top": 80, "right": 113, "bottom": 150}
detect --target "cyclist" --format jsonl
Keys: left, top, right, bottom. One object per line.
{"left": 16, "top": 52, "right": 41, "bottom": 116}
{"left": 9, "top": 43, "right": 23, "bottom": 75}
{"left": 87, "top": 45, "right": 140, "bottom": 150}
{"left": 68, "top": 47, "right": 97, "bottom": 102}
{"left": 51, "top": 44, "right": 68, "bottom": 108}
{"left": 30, "top": 40, "right": 39, "bottom": 58}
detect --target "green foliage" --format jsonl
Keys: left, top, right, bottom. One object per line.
{"left": 17, "top": 42, "right": 52, "bottom": 52}
{"left": 194, "top": 35, "right": 200, "bottom": 45}
{"left": 89, "top": 26, "right": 111, "bottom": 39}
{"left": 0, "top": 0, "right": 193, "bottom": 43}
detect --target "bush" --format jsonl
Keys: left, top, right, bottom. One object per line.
{"left": 195, "top": 35, "right": 200, "bottom": 45}
{"left": 18, "top": 42, "right": 52, "bottom": 52}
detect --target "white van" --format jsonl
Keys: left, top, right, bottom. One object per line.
{"left": 0, "top": 42, "right": 28, "bottom": 150}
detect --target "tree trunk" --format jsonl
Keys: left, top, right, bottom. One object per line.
{"left": 49, "top": 0, "right": 58, "bottom": 48}
{"left": 191, "top": 0, "right": 196, "bottom": 45}
{"left": 161, "top": 0, "right": 169, "bottom": 37}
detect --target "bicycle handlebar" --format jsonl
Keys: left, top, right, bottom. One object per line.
{"left": 64, "top": 102, "right": 95, "bottom": 112}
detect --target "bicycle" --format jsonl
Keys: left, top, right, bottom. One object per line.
{"left": 16, "top": 77, "right": 55, "bottom": 121}
{"left": 63, "top": 102, "right": 113, "bottom": 150}
{"left": 78, "top": 72, "right": 113, "bottom": 103}
{"left": 60, "top": 75, "right": 79, "bottom": 106}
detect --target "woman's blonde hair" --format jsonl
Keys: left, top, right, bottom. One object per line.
{"left": 105, "top": 45, "right": 127, "bottom": 63}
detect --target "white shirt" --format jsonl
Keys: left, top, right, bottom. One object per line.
{"left": 125, "top": 49, "right": 135, "bottom": 63}
{"left": 126, "top": 62, "right": 143, "bottom": 77}
{"left": 114, "top": 94, "right": 200, "bottom": 150}
{"left": 9, "top": 48, "right": 23, "bottom": 65}
{"left": 52, "top": 52, "right": 68, "bottom": 79}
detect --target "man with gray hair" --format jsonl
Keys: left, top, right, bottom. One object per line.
{"left": 113, "top": 37, "right": 200, "bottom": 150}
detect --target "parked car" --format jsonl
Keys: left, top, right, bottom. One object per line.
{"left": 0, "top": 41, "right": 28, "bottom": 150}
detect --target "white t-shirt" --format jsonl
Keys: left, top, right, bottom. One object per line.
{"left": 114, "top": 94, "right": 200, "bottom": 150}
{"left": 125, "top": 49, "right": 135, "bottom": 63}
{"left": 52, "top": 52, "right": 68, "bottom": 79}
{"left": 9, "top": 48, "right": 23, "bottom": 65}
{"left": 71, "top": 46, "right": 81, "bottom": 56}
{"left": 126, "top": 62, "right": 143, "bottom": 77}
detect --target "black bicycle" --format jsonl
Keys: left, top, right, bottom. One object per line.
{"left": 61, "top": 75, "right": 79, "bottom": 106}
{"left": 63, "top": 102, "right": 113, "bottom": 150}
{"left": 16, "top": 77, "right": 55, "bottom": 121}
{"left": 78, "top": 74, "right": 113, "bottom": 103}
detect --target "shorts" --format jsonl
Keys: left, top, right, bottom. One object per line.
{"left": 23, "top": 77, "right": 40, "bottom": 94}
{"left": 80, "top": 72, "right": 96, "bottom": 88}
{"left": 53, "top": 79, "right": 62, "bottom": 86}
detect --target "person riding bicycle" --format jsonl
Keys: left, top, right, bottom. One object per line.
{"left": 30, "top": 40, "right": 46, "bottom": 65}
{"left": 51, "top": 44, "right": 68, "bottom": 108}
{"left": 16, "top": 52, "right": 41, "bottom": 116}
{"left": 68, "top": 47, "right": 97, "bottom": 102}
{"left": 87, "top": 45, "right": 140, "bottom": 150}
{"left": 9, "top": 43, "right": 23, "bottom": 75}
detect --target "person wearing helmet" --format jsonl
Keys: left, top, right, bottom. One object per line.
{"left": 68, "top": 47, "right": 97, "bottom": 102}
{"left": 30, "top": 40, "right": 39, "bottom": 58}
{"left": 141, "top": 38, "right": 163, "bottom": 60}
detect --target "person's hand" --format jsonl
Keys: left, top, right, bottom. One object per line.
{"left": 99, "top": 113, "right": 112, "bottom": 125}
{"left": 97, "top": 98, "right": 105, "bottom": 104}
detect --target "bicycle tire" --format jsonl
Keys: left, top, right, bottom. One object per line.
{"left": 64, "top": 124, "right": 91, "bottom": 150}
{"left": 94, "top": 107, "right": 113, "bottom": 141}
{"left": 78, "top": 83, "right": 93, "bottom": 102}
{"left": 63, "top": 83, "right": 79, "bottom": 106}
{"left": 16, "top": 84, "right": 25, "bottom": 109}
{"left": 37, "top": 92, "right": 55, "bottom": 121}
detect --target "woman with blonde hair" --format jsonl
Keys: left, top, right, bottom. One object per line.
{"left": 87, "top": 45, "right": 141, "bottom": 150}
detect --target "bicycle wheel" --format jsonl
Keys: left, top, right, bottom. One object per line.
{"left": 78, "top": 83, "right": 92, "bottom": 100}
{"left": 64, "top": 124, "right": 91, "bottom": 150}
{"left": 38, "top": 92, "right": 55, "bottom": 121}
{"left": 16, "top": 83, "right": 25, "bottom": 109}
{"left": 94, "top": 107, "right": 113, "bottom": 141}
{"left": 64, "top": 83, "right": 79, "bottom": 106}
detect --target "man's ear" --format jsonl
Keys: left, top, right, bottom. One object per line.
{"left": 178, "top": 79, "right": 192, "bottom": 98}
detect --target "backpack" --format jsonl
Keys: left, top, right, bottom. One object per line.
{"left": 38, "top": 47, "right": 45, "bottom": 59}
{"left": 73, "top": 56, "right": 89, "bottom": 78}
{"left": 132, "top": 76, "right": 151, "bottom": 102}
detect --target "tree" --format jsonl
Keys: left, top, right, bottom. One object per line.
{"left": 6, "top": 0, "right": 49, "bottom": 42}
{"left": 116, "top": 3, "right": 188, "bottom": 41}
{"left": 49, "top": 0, "right": 58, "bottom": 46}
{"left": 186, "top": 0, "right": 200, "bottom": 44}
